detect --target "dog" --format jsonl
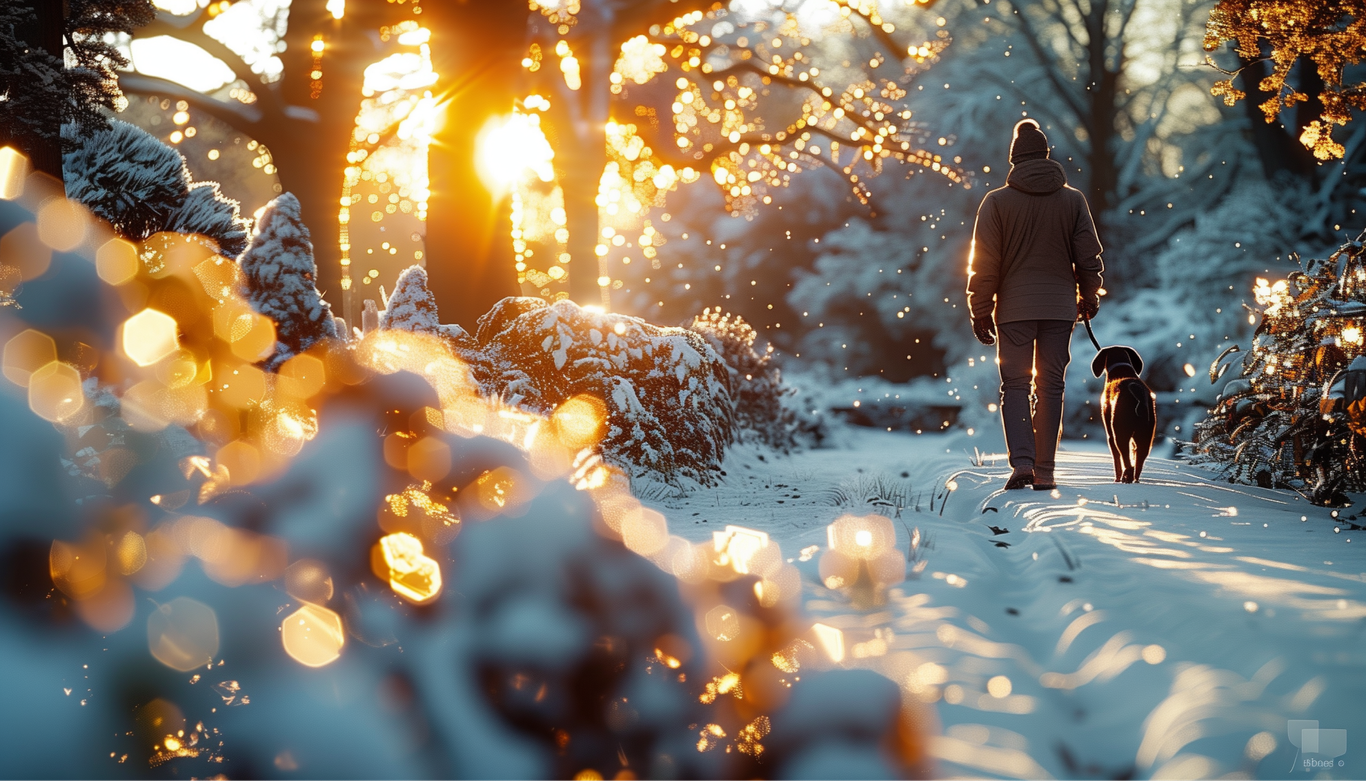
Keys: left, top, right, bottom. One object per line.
{"left": 1091, "top": 345, "right": 1156, "bottom": 483}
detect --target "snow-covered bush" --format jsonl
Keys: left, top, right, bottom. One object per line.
{"left": 467, "top": 297, "right": 734, "bottom": 486}
{"left": 238, "top": 192, "right": 337, "bottom": 369}
{"left": 1190, "top": 231, "right": 1366, "bottom": 505}
{"left": 380, "top": 264, "right": 474, "bottom": 348}
{"left": 62, "top": 119, "right": 248, "bottom": 256}
{"left": 688, "top": 307, "right": 821, "bottom": 449}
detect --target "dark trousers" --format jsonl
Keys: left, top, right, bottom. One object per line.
{"left": 997, "top": 319, "right": 1073, "bottom": 477}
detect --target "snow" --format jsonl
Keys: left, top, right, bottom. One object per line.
{"left": 637, "top": 425, "right": 1365, "bottom": 777}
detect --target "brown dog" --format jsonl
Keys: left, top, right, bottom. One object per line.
{"left": 1091, "top": 345, "right": 1156, "bottom": 483}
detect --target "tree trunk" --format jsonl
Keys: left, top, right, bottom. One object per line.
{"left": 1083, "top": 0, "right": 1118, "bottom": 217}
{"left": 3, "top": 1, "right": 65, "bottom": 181}
{"left": 1238, "top": 52, "right": 1316, "bottom": 184}
{"left": 422, "top": 1, "right": 528, "bottom": 329}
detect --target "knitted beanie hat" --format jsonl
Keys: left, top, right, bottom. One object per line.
{"left": 1010, "top": 119, "right": 1049, "bottom": 163}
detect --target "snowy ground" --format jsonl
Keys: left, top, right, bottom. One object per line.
{"left": 640, "top": 427, "right": 1366, "bottom": 779}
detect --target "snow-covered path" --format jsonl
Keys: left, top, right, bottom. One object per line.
{"left": 641, "top": 429, "right": 1366, "bottom": 779}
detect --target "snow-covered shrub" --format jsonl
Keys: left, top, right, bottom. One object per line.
{"left": 380, "top": 264, "right": 474, "bottom": 348}
{"left": 1190, "top": 231, "right": 1366, "bottom": 505}
{"left": 62, "top": 119, "right": 248, "bottom": 256}
{"left": 468, "top": 297, "right": 734, "bottom": 485}
{"left": 238, "top": 192, "right": 337, "bottom": 369}
{"left": 688, "top": 307, "right": 820, "bottom": 449}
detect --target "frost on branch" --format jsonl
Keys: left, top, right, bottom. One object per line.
{"left": 467, "top": 297, "right": 734, "bottom": 485}
{"left": 1191, "top": 230, "right": 1366, "bottom": 506}
{"left": 237, "top": 193, "right": 337, "bottom": 370}
{"left": 61, "top": 119, "right": 248, "bottom": 256}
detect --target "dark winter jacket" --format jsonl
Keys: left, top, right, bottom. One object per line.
{"left": 966, "top": 158, "right": 1104, "bottom": 324}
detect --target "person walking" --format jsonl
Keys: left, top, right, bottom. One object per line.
{"left": 966, "top": 119, "right": 1104, "bottom": 490}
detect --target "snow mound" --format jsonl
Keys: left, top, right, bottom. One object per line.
{"left": 466, "top": 297, "right": 735, "bottom": 485}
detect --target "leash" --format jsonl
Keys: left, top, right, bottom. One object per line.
{"left": 1081, "top": 313, "right": 1102, "bottom": 352}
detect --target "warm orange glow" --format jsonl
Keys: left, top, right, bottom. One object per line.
{"left": 811, "top": 622, "right": 845, "bottom": 662}
{"left": 475, "top": 113, "right": 556, "bottom": 194}
{"left": 122, "top": 309, "right": 180, "bottom": 367}
{"left": 28, "top": 361, "right": 85, "bottom": 423}
{"left": 148, "top": 597, "right": 220, "bottom": 672}
{"left": 96, "top": 238, "right": 140, "bottom": 285}
{"left": 281, "top": 603, "right": 344, "bottom": 667}
{"left": 375, "top": 532, "right": 442, "bottom": 604}
{"left": 36, "top": 198, "right": 89, "bottom": 252}
{"left": 3, "top": 329, "right": 57, "bottom": 387}
{"left": 0, "top": 146, "right": 27, "bottom": 200}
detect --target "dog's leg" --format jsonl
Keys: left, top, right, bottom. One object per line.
{"left": 1120, "top": 438, "right": 1135, "bottom": 483}
{"left": 1103, "top": 404, "right": 1123, "bottom": 481}
{"left": 1132, "top": 417, "right": 1156, "bottom": 483}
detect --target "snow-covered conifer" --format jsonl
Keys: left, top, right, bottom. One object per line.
{"left": 164, "top": 181, "right": 249, "bottom": 257}
{"left": 62, "top": 120, "right": 248, "bottom": 257}
{"left": 238, "top": 192, "right": 336, "bottom": 369}
{"left": 379, "top": 265, "right": 441, "bottom": 334}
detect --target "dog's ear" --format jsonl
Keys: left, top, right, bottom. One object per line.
{"left": 1124, "top": 347, "right": 1143, "bottom": 375}
{"left": 1091, "top": 349, "right": 1109, "bottom": 377}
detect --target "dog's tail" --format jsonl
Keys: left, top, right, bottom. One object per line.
{"left": 1123, "top": 380, "right": 1155, "bottom": 420}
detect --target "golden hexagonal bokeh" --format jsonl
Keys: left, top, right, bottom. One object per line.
{"left": 0, "top": 222, "right": 51, "bottom": 281}
{"left": 217, "top": 362, "right": 267, "bottom": 408}
{"left": 284, "top": 559, "right": 333, "bottom": 604}
{"left": 277, "top": 353, "right": 325, "bottom": 398}
{"left": 122, "top": 309, "right": 180, "bottom": 367}
{"left": 148, "top": 597, "right": 219, "bottom": 672}
{"left": 28, "top": 361, "right": 85, "bottom": 423}
{"left": 373, "top": 532, "right": 442, "bottom": 604}
{"left": 281, "top": 603, "right": 344, "bottom": 667}
{"left": 36, "top": 198, "right": 89, "bottom": 252}
{"left": 216, "top": 439, "right": 261, "bottom": 485}
{"left": 95, "top": 238, "right": 140, "bottom": 286}
{"left": 3, "top": 329, "right": 56, "bottom": 387}
{"left": 228, "top": 311, "right": 276, "bottom": 363}
{"left": 407, "top": 436, "right": 451, "bottom": 482}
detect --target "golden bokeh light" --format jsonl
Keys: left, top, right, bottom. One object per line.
{"left": 406, "top": 435, "right": 451, "bottom": 482}
{"left": 50, "top": 537, "right": 108, "bottom": 600}
{"left": 148, "top": 596, "right": 220, "bottom": 672}
{"left": 216, "top": 362, "right": 267, "bottom": 408}
{"left": 215, "top": 439, "right": 262, "bottom": 485}
{"left": 550, "top": 394, "right": 606, "bottom": 449}
{"left": 285, "top": 559, "right": 334, "bottom": 604}
{"left": 28, "top": 361, "right": 86, "bottom": 423}
{"left": 116, "top": 530, "right": 148, "bottom": 576}
{"left": 96, "top": 238, "right": 140, "bottom": 285}
{"left": 704, "top": 604, "right": 741, "bottom": 642}
{"left": 227, "top": 311, "right": 277, "bottom": 363}
{"left": 3, "top": 329, "right": 57, "bottom": 387}
{"left": 475, "top": 112, "right": 555, "bottom": 193}
{"left": 277, "top": 353, "right": 326, "bottom": 398}
{"left": 122, "top": 308, "right": 181, "bottom": 367}
{"left": 0, "top": 146, "right": 27, "bottom": 200}
{"left": 373, "top": 532, "right": 442, "bottom": 604}
{"left": 711, "top": 525, "right": 773, "bottom": 576}
{"left": 281, "top": 603, "right": 345, "bottom": 667}
{"left": 620, "top": 505, "right": 668, "bottom": 556}
{"left": 36, "top": 198, "right": 90, "bottom": 252}
{"left": 811, "top": 622, "right": 845, "bottom": 663}
{"left": 0, "top": 222, "right": 52, "bottom": 281}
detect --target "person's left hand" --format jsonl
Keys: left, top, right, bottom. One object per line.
{"left": 972, "top": 315, "right": 997, "bottom": 346}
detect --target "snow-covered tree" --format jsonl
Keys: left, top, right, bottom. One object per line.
{"left": 379, "top": 265, "right": 474, "bottom": 349}
{"left": 0, "top": 1, "right": 153, "bottom": 179}
{"left": 62, "top": 120, "right": 248, "bottom": 256}
{"left": 380, "top": 265, "right": 442, "bottom": 334}
{"left": 238, "top": 192, "right": 337, "bottom": 369}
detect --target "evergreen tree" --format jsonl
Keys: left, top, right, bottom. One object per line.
{"left": 380, "top": 265, "right": 442, "bottom": 334}
{"left": 62, "top": 120, "right": 248, "bottom": 256}
{"left": 0, "top": 1, "right": 152, "bottom": 179}
{"left": 1192, "top": 229, "right": 1366, "bottom": 506}
{"left": 238, "top": 193, "right": 337, "bottom": 369}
